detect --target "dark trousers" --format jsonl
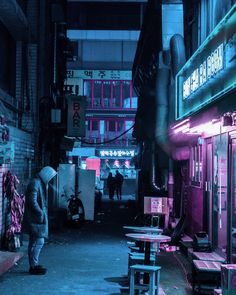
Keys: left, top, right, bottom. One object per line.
{"left": 28, "top": 236, "right": 44, "bottom": 268}
{"left": 116, "top": 186, "right": 122, "bottom": 200}
{"left": 108, "top": 188, "right": 114, "bottom": 200}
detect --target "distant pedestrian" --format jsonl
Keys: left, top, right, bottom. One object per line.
{"left": 107, "top": 172, "right": 115, "bottom": 200}
{"left": 23, "top": 166, "right": 57, "bottom": 275}
{"left": 115, "top": 170, "right": 124, "bottom": 200}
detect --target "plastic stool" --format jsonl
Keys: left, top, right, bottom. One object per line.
{"left": 128, "top": 253, "right": 156, "bottom": 275}
{"left": 129, "top": 264, "right": 161, "bottom": 295}
{"left": 128, "top": 254, "right": 156, "bottom": 279}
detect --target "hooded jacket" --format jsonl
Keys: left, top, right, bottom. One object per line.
{"left": 23, "top": 177, "right": 48, "bottom": 238}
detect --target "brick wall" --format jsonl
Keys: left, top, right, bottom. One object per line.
{"left": 21, "top": 43, "right": 38, "bottom": 133}
{"left": 15, "top": 41, "right": 23, "bottom": 112}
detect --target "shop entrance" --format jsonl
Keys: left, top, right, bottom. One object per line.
{"left": 205, "top": 139, "right": 213, "bottom": 243}
{"left": 205, "top": 134, "right": 228, "bottom": 255}
{"left": 230, "top": 137, "right": 236, "bottom": 262}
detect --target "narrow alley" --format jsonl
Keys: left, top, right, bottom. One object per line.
{"left": 0, "top": 196, "right": 192, "bottom": 295}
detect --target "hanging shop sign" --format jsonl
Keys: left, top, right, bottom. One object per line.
{"left": 96, "top": 149, "right": 135, "bottom": 158}
{"left": 67, "top": 95, "right": 86, "bottom": 137}
{"left": 64, "top": 77, "right": 82, "bottom": 95}
{"left": 66, "top": 70, "right": 132, "bottom": 80}
{"left": 176, "top": 3, "right": 236, "bottom": 120}
{"left": 65, "top": 70, "right": 132, "bottom": 96}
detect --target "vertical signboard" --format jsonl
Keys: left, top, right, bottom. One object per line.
{"left": 67, "top": 95, "right": 86, "bottom": 137}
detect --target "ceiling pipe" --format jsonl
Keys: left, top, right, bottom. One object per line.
{"left": 0, "top": 0, "right": 28, "bottom": 40}
{"left": 155, "top": 34, "right": 186, "bottom": 159}
{"left": 150, "top": 140, "right": 164, "bottom": 192}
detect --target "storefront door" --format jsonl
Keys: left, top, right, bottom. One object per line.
{"left": 212, "top": 133, "right": 228, "bottom": 254}
{"left": 205, "top": 134, "right": 228, "bottom": 254}
{"left": 205, "top": 140, "right": 213, "bottom": 243}
{"left": 230, "top": 137, "right": 236, "bottom": 262}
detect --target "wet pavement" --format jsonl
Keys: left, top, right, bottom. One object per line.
{"left": 0, "top": 195, "right": 193, "bottom": 295}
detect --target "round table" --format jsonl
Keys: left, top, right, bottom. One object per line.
{"left": 126, "top": 233, "right": 171, "bottom": 284}
{"left": 125, "top": 233, "right": 171, "bottom": 264}
{"left": 123, "top": 226, "right": 163, "bottom": 234}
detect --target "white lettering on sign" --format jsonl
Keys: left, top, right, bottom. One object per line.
{"left": 73, "top": 102, "right": 80, "bottom": 127}
{"left": 99, "top": 150, "right": 135, "bottom": 157}
{"left": 67, "top": 96, "right": 86, "bottom": 137}
{"left": 66, "top": 70, "right": 132, "bottom": 80}
{"left": 183, "top": 43, "right": 224, "bottom": 99}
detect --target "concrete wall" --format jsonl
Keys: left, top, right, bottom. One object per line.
{"left": 0, "top": 0, "right": 39, "bottom": 248}
{"left": 67, "top": 30, "right": 139, "bottom": 70}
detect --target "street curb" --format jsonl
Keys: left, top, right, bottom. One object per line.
{"left": 0, "top": 251, "right": 24, "bottom": 275}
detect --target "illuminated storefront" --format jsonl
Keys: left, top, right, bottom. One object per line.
{"left": 96, "top": 148, "right": 136, "bottom": 179}
{"left": 173, "top": 4, "right": 236, "bottom": 262}
{"left": 65, "top": 69, "right": 137, "bottom": 182}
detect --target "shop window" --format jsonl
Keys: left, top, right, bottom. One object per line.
{"left": 92, "top": 120, "right": 98, "bottom": 131}
{"left": 109, "top": 121, "right": 116, "bottom": 132}
{"left": 84, "top": 81, "right": 92, "bottom": 107}
{"left": 122, "top": 81, "right": 131, "bottom": 108}
{"left": 83, "top": 79, "right": 137, "bottom": 110}
{"left": 100, "top": 120, "right": 105, "bottom": 140}
{"left": 191, "top": 144, "right": 202, "bottom": 186}
{"left": 125, "top": 120, "right": 134, "bottom": 141}
{"left": 94, "top": 81, "right": 102, "bottom": 107}
{"left": 112, "top": 81, "right": 121, "bottom": 107}
{"left": 103, "top": 81, "right": 111, "bottom": 107}
{"left": 117, "top": 121, "right": 124, "bottom": 132}
{"left": 86, "top": 120, "right": 89, "bottom": 130}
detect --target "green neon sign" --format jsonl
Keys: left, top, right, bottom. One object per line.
{"left": 176, "top": 4, "right": 236, "bottom": 120}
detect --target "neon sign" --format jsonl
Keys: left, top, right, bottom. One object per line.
{"left": 98, "top": 149, "right": 135, "bottom": 157}
{"left": 183, "top": 44, "right": 224, "bottom": 99}
{"left": 176, "top": 3, "right": 236, "bottom": 120}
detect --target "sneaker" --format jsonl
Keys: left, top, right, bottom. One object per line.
{"left": 29, "top": 265, "right": 47, "bottom": 275}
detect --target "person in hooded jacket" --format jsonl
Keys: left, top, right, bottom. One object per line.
{"left": 115, "top": 170, "right": 124, "bottom": 200}
{"left": 107, "top": 172, "right": 115, "bottom": 200}
{"left": 23, "top": 166, "right": 57, "bottom": 275}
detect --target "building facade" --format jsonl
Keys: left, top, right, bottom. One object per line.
{"left": 133, "top": 0, "right": 236, "bottom": 262}
{"left": 172, "top": 0, "right": 236, "bottom": 263}
{"left": 0, "top": 0, "right": 67, "bottom": 248}
{"left": 65, "top": 0, "right": 147, "bottom": 184}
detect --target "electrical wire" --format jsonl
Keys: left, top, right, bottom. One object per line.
{"left": 75, "top": 124, "right": 135, "bottom": 145}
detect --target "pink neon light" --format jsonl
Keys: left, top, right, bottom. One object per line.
{"left": 189, "top": 121, "right": 221, "bottom": 134}
{"left": 173, "top": 120, "right": 223, "bottom": 135}
{"left": 173, "top": 123, "right": 190, "bottom": 134}
{"left": 101, "top": 81, "right": 104, "bottom": 108}
{"left": 171, "top": 119, "right": 190, "bottom": 130}
{"left": 130, "top": 81, "right": 132, "bottom": 108}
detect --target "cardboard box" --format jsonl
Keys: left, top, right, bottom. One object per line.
{"left": 221, "top": 264, "right": 236, "bottom": 295}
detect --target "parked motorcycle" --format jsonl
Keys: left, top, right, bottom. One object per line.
{"left": 66, "top": 191, "right": 85, "bottom": 227}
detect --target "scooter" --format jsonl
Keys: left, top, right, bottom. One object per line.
{"left": 67, "top": 191, "right": 85, "bottom": 227}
